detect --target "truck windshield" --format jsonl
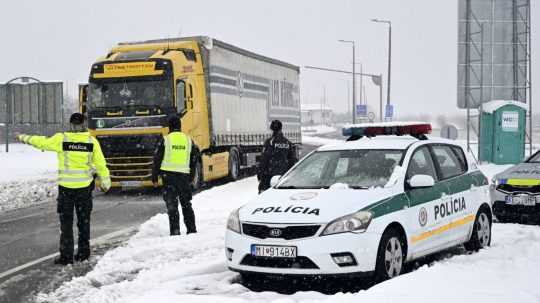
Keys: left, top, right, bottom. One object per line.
{"left": 277, "top": 149, "right": 404, "bottom": 189}
{"left": 88, "top": 79, "right": 173, "bottom": 110}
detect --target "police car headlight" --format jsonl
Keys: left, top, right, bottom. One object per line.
{"left": 491, "top": 178, "right": 500, "bottom": 189}
{"left": 226, "top": 208, "right": 241, "bottom": 233}
{"left": 321, "top": 211, "right": 373, "bottom": 236}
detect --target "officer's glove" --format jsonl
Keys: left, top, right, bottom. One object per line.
{"left": 100, "top": 177, "right": 111, "bottom": 192}
{"left": 17, "top": 134, "right": 28, "bottom": 143}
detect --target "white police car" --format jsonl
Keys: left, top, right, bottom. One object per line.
{"left": 225, "top": 123, "right": 492, "bottom": 281}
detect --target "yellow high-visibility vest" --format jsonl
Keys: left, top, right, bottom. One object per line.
{"left": 160, "top": 132, "right": 192, "bottom": 174}
{"left": 22, "top": 132, "right": 110, "bottom": 189}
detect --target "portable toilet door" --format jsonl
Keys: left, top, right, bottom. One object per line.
{"left": 489, "top": 102, "right": 527, "bottom": 164}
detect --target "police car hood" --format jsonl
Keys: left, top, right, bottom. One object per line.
{"left": 495, "top": 162, "right": 540, "bottom": 180}
{"left": 239, "top": 187, "right": 399, "bottom": 224}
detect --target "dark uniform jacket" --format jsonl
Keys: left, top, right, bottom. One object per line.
{"left": 257, "top": 132, "right": 298, "bottom": 178}
{"left": 151, "top": 134, "right": 200, "bottom": 183}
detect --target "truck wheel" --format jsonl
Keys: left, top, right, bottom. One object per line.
{"left": 374, "top": 228, "right": 405, "bottom": 282}
{"left": 191, "top": 159, "right": 203, "bottom": 191}
{"left": 465, "top": 208, "right": 491, "bottom": 252}
{"left": 229, "top": 148, "right": 240, "bottom": 181}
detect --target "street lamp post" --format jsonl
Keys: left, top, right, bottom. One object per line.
{"left": 372, "top": 19, "right": 392, "bottom": 115}
{"left": 338, "top": 40, "right": 356, "bottom": 124}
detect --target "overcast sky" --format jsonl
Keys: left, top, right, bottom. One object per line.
{"left": 0, "top": 0, "right": 537, "bottom": 118}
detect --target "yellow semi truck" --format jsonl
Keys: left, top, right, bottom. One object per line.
{"left": 80, "top": 36, "right": 301, "bottom": 189}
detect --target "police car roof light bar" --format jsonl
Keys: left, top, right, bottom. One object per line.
{"left": 342, "top": 122, "right": 432, "bottom": 141}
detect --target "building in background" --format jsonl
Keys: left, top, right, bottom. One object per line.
{"left": 301, "top": 103, "right": 333, "bottom": 125}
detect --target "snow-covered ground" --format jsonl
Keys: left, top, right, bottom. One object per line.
{"left": 301, "top": 125, "right": 336, "bottom": 136}
{"left": 4, "top": 132, "right": 538, "bottom": 302}
{"left": 0, "top": 144, "right": 57, "bottom": 212}
{"left": 35, "top": 176, "right": 540, "bottom": 303}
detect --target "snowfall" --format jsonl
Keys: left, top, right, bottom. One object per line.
{"left": 2, "top": 139, "right": 540, "bottom": 303}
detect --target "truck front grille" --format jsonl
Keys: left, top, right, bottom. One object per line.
{"left": 106, "top": 156, "right": 154, "bottom": 182}
{"left": 96, "top": 134, "right": 161, "bottom": 183}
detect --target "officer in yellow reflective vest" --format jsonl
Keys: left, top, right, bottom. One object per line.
{"left": 152, "top": 116, "right": 199, "bottom": 235}
{"left": 17, "top": 113, "right": 110, "bottom": 265}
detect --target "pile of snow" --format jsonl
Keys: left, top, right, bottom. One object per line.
{"left": 0, "top": 178, "right": 56, "bottom": 213}
{"left": 0, "top": 143, "right": 58, "bottom": 212}
{"left": 301, "top": 124, "right": 336, "bottom": 135}
{"left": 37, "top": 175, "right": 540, "bottom": 303}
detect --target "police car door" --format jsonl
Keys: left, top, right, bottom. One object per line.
{"left": 429, "top": 144, "right": 473, "bottom": 245}
{"left": 404, "top": 145, "right": 447, "bottom": 256}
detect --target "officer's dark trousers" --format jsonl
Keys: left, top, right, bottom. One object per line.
{"left": 162, "top": 172, "right": 196, "bottom": 235}
{"left": 57, "top": 185, "right": 93, "bottom": 261}
{"left": 258, "top": 175, "right": 272, "bottom": 193}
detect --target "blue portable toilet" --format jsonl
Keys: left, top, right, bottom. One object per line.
{"left": 479, "top": 100, "right": 528, "bottom": 164}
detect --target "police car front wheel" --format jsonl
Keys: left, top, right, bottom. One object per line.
{"left": 375, "top": 228, "right": 406, "bottom": 282}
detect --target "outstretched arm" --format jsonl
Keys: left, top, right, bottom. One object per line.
{"left": 19, "top": 133, "right": 63, "bottom": 152}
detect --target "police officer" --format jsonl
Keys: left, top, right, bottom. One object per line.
{"left": 152, "top": 116, "right": 199, "bottom": 235}
{"left": 257, "top": 120, "right": 298, "bottom": 193}
{"left": 18, "top": 113, "right": 111, "bottom": 265}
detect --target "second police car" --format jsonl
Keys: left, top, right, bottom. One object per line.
{"left": 225, "top": 123, "right": 492, "bottom": 281}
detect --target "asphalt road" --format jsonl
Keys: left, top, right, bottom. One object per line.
{"left": 0, "top": 144, "right": 318, "bottom": 303}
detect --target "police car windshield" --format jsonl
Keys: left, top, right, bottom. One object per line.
{"left": 277, "top": 149, "right": 404, "bottom": 189}
{"left": 527, "top": 152, "right": 540, "bottom": 163}
{"left": 88, "top": 78, "right": 173, "bottom": 110}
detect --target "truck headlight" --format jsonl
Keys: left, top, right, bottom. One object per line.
{"left": 226, "top": 208, "right": 241, "bottom": 233}
{"left": 321, "top": 211, "right": 373, "bottom": 236}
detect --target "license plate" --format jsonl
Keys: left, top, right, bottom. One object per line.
{"left": 505, "top": 195, "right": 536, "bottom": 206}
{"left": 251, "top": 245, "right": 297, "bottom": 258}
{"left": 120, "top": 181, "right": 142, "bottom": 188}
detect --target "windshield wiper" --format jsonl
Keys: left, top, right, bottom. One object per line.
{"left": 349, "top": 185, "right": 369, "bottom": 189}
{"left": 276, "top": 185, "right": 299, "bottom": 189}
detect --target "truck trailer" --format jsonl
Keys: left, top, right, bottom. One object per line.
{"left": 80, "top": 36, "right": 301, "bottom": 189}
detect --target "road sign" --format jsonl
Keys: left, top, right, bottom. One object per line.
{"left": 356, "top": 104, "right": 367, "bottom": 116}
{"left": 440, "top": 124, "right": 459, "bottom": 140}
{"left": 385, "top": 104, "right": 394, "bottom": 118}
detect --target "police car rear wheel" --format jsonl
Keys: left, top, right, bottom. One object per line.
{"left": 375, "top": 229, "right": 405, "bottom": 282}
{"left": 465, "top": 209, "right": 491, "bottom": 252}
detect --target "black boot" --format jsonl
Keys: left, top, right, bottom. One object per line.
{"left": 74, "top": 252, "right": 90, "bottom": 262}
{"left": 54, "top": 256, "right": 73, "bottom": 265}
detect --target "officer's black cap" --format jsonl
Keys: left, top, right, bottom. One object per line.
{"left": 69, "top": 113, "right": 85, "bottom": 125}
{"left": 270, "top": 120, "right": 282, "bottom": 132}
{"left": 168, "top": 115, "right": 181, "bottom": 131}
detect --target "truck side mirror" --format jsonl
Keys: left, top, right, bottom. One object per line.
{"left": 187, "top": 84, "right": 194, "bottom": 110}
{"left": 79, "top": 84, "right": 88, "bottom": 114}
{"left": 176, "top": 81, "right": 187, "bottom": 116}
{"left": 270, "top": 175, "right": 282, "bottom": 187}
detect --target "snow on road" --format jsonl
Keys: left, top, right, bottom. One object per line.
{"left": 36, "top": 176, "right": 540, "bottom": 303}
{"left": 0, "top": 144, "right": 57, "bottom": 212}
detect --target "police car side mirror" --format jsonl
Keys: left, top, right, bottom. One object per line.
{"left": 270, "top": 175, "right": 282, "bottom": 187}
{"left": 408, "top": 174, "right": 435, "bottom": 189}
